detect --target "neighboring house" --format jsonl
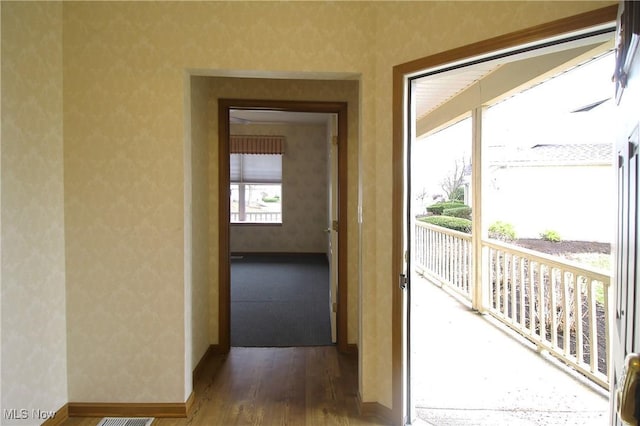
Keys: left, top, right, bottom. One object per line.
{"left": 475, "top": 143, "right": 614, "bottom": 242}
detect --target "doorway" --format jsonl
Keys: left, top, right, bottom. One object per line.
{"left": 410, "top": 37, "right": 615, "bottom": 424}
{"left": 391, "top": 6, "right": 620, "bottom": 425}
{"left": 218, "top": 99, "right": 349, "bottom": 353}
{"left": 227, "top": 109, "right": 334, "bottom": 347}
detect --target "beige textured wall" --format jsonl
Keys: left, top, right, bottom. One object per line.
{"left": 54, "top": 0, "right": 613, "bottom": 409}
{"left": 1, "top": 1, "right": 68, "bottom": 422}
{"left": 63, "top": 3, "right": 187, "bottom": 402}
{"left": 190, "top": 76, "right": 211, "bottom": 376}
{"left": 230, "top": 123, "right": 329, "bottom": 253}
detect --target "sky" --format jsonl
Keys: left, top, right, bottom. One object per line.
{"left": 411, "top": 50, "right": 615, "bottom": 207}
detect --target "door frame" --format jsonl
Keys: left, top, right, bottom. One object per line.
{"left": 391, "top": 5, "right": 618, "bottom": 425}
{"left": 218, "top": 98, "right": 349, "bottom": 353}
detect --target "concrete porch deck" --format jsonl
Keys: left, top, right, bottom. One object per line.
{"left": 410, "top": 274, "right": 610, "bottom": 426}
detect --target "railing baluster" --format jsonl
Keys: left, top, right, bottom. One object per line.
{"left": 454, "top": 236, "right": 457, "bottom": 290}
{"left": 460, "top": 238, "right": 464, "bottom": 291}
{"left": 562, "top": 271, "right": 570, "bottom": 357}
{"left": 467, "top": 239, "right": 472, "bottom": 293}
{"left": 575, "top": 275, "right": 584, "bottom": 367}
{"left": 448, "top": 234, "right": 453, "bottom": 286}
{"left": 432, "top": 228, "right": 436, "bottom": 272}
{"left": 529, "top": 259, "right": 535, "bottom": 336}
{"left": 488, "top": 248, "right": 495, "bottom": 310}
{"left": 538, "top": 263, "right": 545, "bottom": 343}
{"left": 550, "top": 267, "right": 558, "bottom": 350}
{"left": 502, "top": 251, "right": 508, "bottom": 316}
{"left": 453, "top": 236, "right": 458, "bottom": 290}
{"left": 511, "top": 254, "right": 517, "bottom": 323}
{"left": 519, "top": 257, "right": 525, "bottom": 328}
{"left": 437, "top": 231, "right": 442, "bottom": 278}
{"left": 495, "top": 249, "right": 500, "bottom": 312}
{"left": 458, "top": 237, "right": 462, "bottom": 291}
{"left": 427, "top": 227, "right": 432, "bottom": 271}
{"left": 432, "top": 229, "right": 437, "bottom": 275}
{"left": 494, "top": 248, "right": 499, "bottom": 311}
{"left": 604, "top": 280, "right": 610, "bottom": 381}
{"left": 588, "top": 279, "right": 598, "bottom": 374}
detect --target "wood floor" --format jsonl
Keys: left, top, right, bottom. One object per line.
{"left": 61, "top": 346, "right": 389, "bottom": 426}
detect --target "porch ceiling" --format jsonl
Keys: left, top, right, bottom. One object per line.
{"left": 413, "top": 34, "right": 614, "bottom": 139}
{"left": 414, "top": 62, "right": 500, "bottom": 121}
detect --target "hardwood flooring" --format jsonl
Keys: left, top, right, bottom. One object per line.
{"left": 61, "top": 346, "right": 389, "bottom": 426}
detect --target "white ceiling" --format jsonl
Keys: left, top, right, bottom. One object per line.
{"left": 230, "top": 109, "right": 331, "bottom": 125}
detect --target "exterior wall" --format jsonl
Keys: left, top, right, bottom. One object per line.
{"left": 230, "top": 123, "right": 329, "bottom": 253}
{"left": 486, "top": 164, "right": 615, "bottom": 242}
{"left": 0, "top": 0, "right": 611, "bottom": 412}
{"left": 0, "top": 2, "right": 68, "bottom": 422}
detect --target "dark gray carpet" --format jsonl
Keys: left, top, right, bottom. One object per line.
{"left": 230, "top": 254, "right": 333, "bottom": 347}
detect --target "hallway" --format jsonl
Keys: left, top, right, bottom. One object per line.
{"left": 411, "top": 275, "right": 609, "bottom": 425}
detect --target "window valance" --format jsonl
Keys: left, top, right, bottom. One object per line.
{"left": 230, "top": 135, "right": 285, "bottom": 154}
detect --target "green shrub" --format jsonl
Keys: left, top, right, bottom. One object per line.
{"left": 420, "top": 216, "right": 472, "bottom": 233}
{"left": 442, "top": 206, "right": 472, "bottom": 220}
{"left": 262, "top": 195, "right": 280, "bottom": 203}
{"left": 540, "top": 229, "right": 561, "bottom": 242}
{"left": 426, "top": 201, "right": 466, "bottom": 215}
{"left": 488, "top": 221, "right": 516, "bottom": 241}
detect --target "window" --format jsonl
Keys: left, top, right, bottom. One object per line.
{"left": 230, "top": 135, "right": 284, "bottom": 224}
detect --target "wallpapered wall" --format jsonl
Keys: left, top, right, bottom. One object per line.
{"left": 1, "top": 0, "right": 614, "bottom": 415}
{"left": 1, "top": 2, "right": 68, "bottom": 423}
{"left": 230, "top": 123, "right": 329, "bottom": 253}
{"left": 189, "top": 76, "right": 211, "bottom": 381}
{"left": 64, "top": 2, "right": 187, "bottom": 402}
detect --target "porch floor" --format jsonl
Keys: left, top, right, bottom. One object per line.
{"left": 411, "top": 274, "right": 609, "bottom": 426}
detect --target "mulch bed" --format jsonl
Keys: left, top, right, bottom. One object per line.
{"left": 513, "top": 239, "right": 611, "bottom": 255}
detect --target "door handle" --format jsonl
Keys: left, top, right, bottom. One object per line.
{"left": 399, "top": 274, "right": 407, "bottom": 290}
{"left": 616, "top": 353, "right": 640, "bottom": 424}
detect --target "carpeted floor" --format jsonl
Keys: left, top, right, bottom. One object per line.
{"left": 230, "top": 254, "right": 333, "bottom": 347}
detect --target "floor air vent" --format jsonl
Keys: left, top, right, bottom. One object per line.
{"left": 96, "top": 418, "right": 154, "bottom": 426}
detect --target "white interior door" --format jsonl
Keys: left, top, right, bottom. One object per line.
{"left": 328, "top": 114, "right": 339, "bottom": 343}
{"left": 611, "top": 3, "right": 640, "bottom": 424}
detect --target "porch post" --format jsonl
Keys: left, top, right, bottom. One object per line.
{"left": 471, "top": 106, "right": 486, "bottom": 312}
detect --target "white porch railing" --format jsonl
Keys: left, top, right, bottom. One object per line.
{"left": 415, "top": 221, "right": 611, "bottom": 389}
{"left": 415, "top": 221, "right": 472, "bottom": 300}
{"left": 231, "top": 212, "right": 281, "bottom": 223}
